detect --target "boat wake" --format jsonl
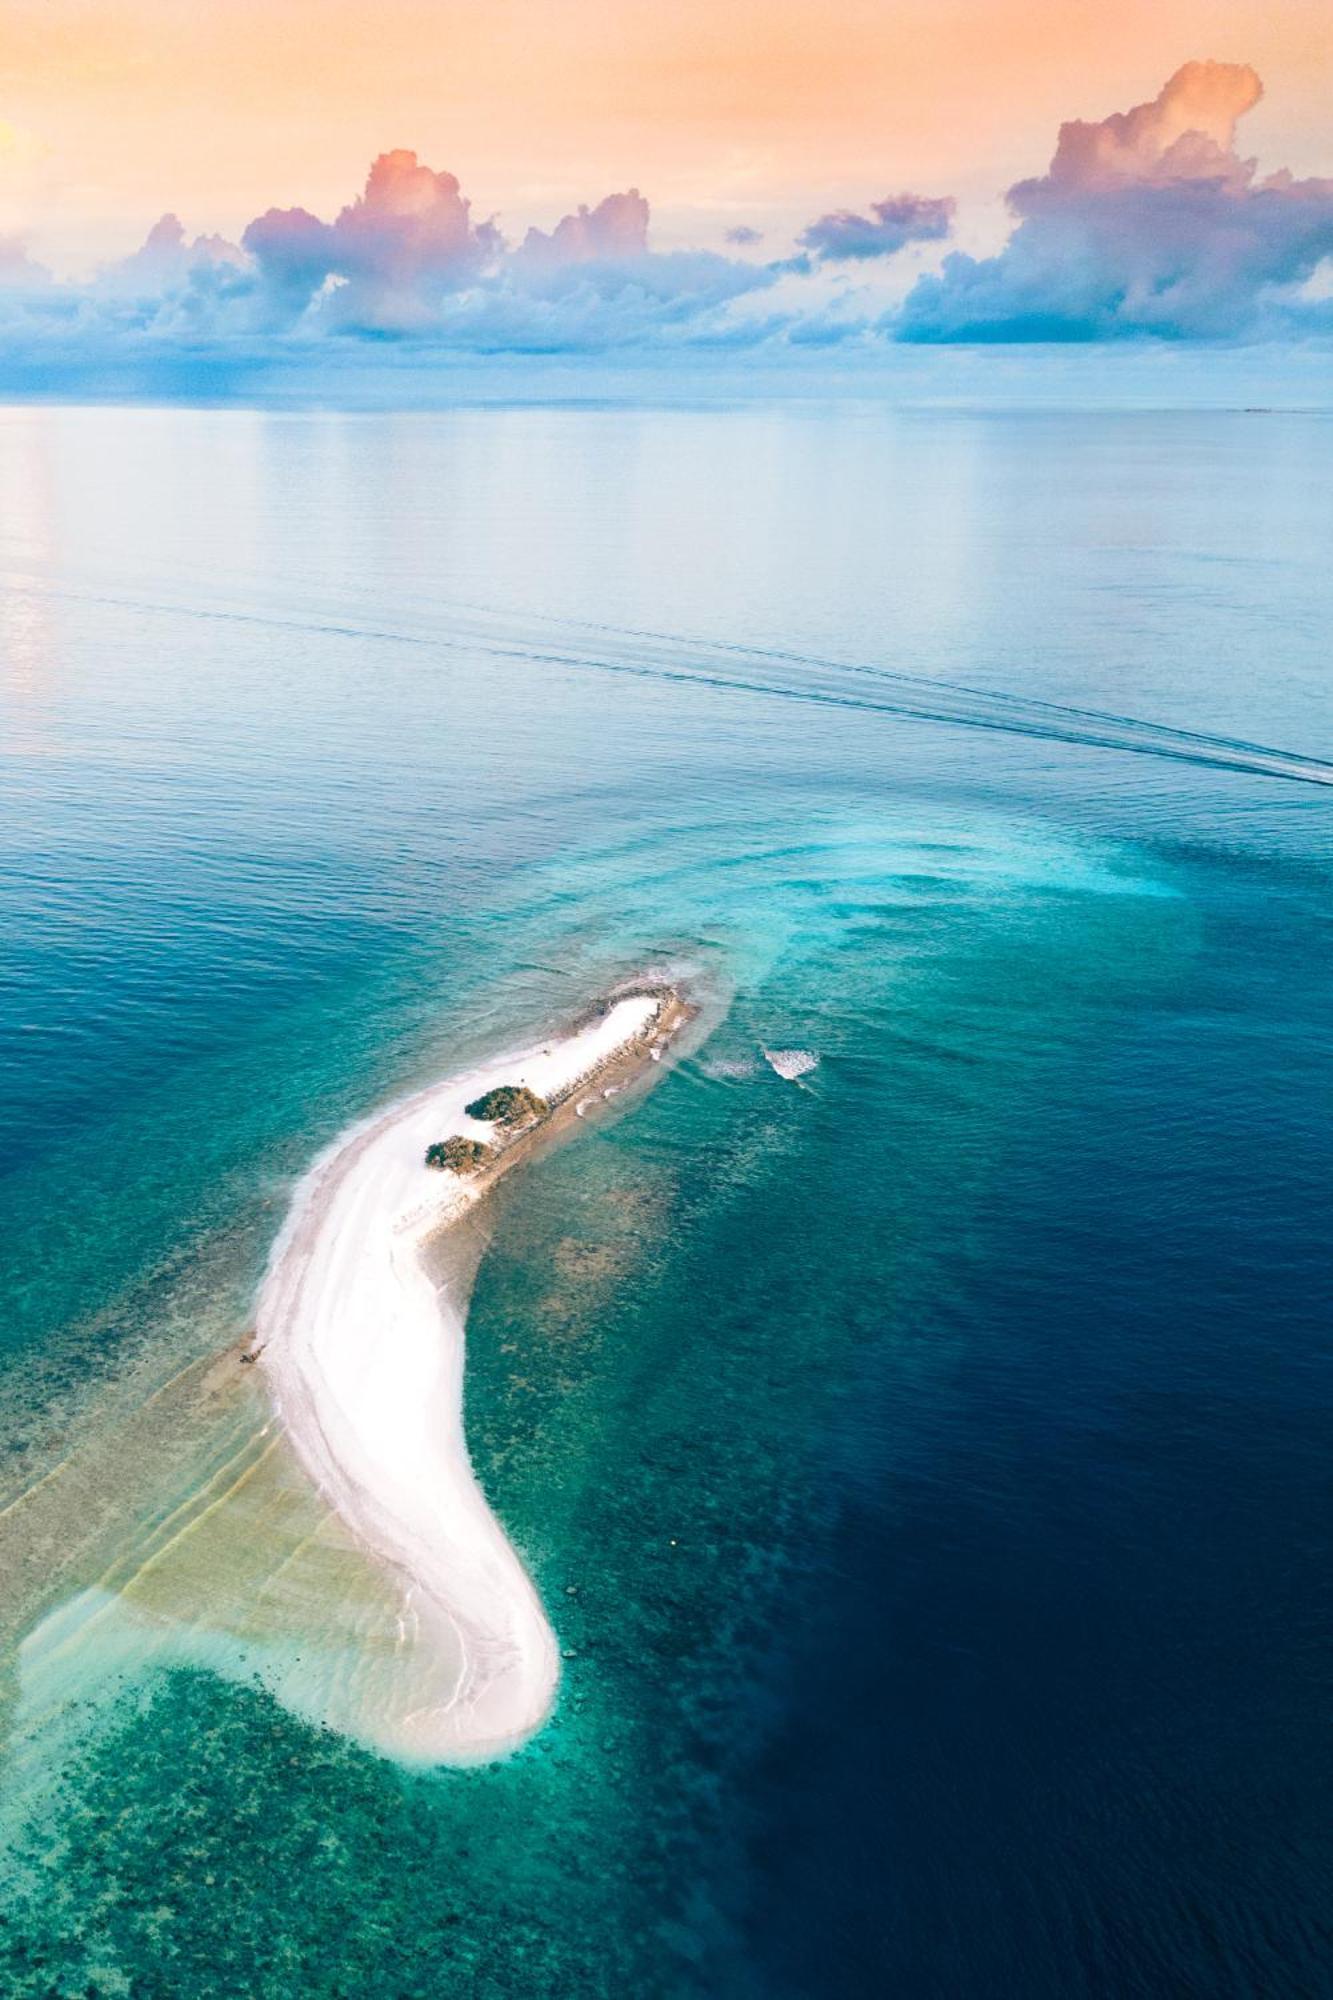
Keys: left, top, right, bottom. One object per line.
{"left": 9, "top": 568, "right": 1332, "bottom": 790}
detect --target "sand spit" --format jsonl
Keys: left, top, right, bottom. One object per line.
{"left": 255, "top": 989, "right": 679, "bottom": 1763}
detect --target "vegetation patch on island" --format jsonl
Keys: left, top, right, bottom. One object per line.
{"left": 425, "top": 1136, "right": 492, "bottom": 1175}
{"left": 464, "top": 1084, "right": 549, "bottom": 1126}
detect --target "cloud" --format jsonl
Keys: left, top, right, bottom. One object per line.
{"left": 0, "top": 236, "right": 51, "bottom": 292}
{"left": 233, "top": 164, "right": 772, "bottom": 345}
{"left": 513, "top": 190, "right": 649, "bottom": 269}
{"left": 800, "top": 192, "right": 955, "bottom": 262}
{"left": 244, "top": 149, "right": 503, "bottom": 331}
{"left": 436, "top": 251, "right": 775, "bottom": 356}
{"left": 0, "top": 152, "right": 778, "bottom": 376}
{"left": 0, "top": 67, "right": 1330, "bottom": 391}
{"left": 490, "top": 187, "right": 774, "bottom": 345}
{"left": 900, "top": 61, "right": 1333, "bottom": 341}
{"left": 240, "top": 205, "right": 337, "bottom": 321}
{"left": 1027, "top": 57, "right": 1260, "bottom": 195}
{"left": 101, "top": 213, "right": 246, "bottom": 298}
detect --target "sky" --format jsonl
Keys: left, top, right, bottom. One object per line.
{"left": 3, "top": 0, "right": 1330, "bottom": 265}
{"left": 0, "top": 0, "right": 1330, "bottom": 388}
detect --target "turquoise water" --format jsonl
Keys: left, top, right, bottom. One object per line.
{"left": 1, "top": 404, "right": 1331, "bottom": 1996}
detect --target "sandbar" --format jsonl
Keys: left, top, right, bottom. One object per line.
{"left": 255, "top": 988, "right": 679, "bottom": 1762}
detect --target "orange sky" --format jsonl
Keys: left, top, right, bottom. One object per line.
{"left": 2, "top": 0, "right": 1330, "bottom": 269}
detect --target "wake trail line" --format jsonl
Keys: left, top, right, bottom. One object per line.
{"left": 7, "top": 569, "right": 1332, "bottom": 791}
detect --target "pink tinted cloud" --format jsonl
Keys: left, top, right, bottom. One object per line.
{"left": 1032, "top": 59, "right": 1263, "bottom": 196}
{"left": 902, "top": 61, "right": 1333, "bottom": 340}
{"left": 239, "top": 163, "right": 770, "bottom": 343}
{"left": 2, "top": 63, "right": 1330, "bottom": 369}
{"left": 800, "top": 192, "right": 955, "bottom": 261}
{"left": 244, "top": 149, "right": 502, "bottom": 329}
{"left": 515, "top": 190, "right": 650, "bottom": 268}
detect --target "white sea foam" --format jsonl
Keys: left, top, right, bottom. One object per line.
{"left": 762, "top": 1047, "right": 820, "bottom": 1082}
{"left": 701, "top": 1054, "right": 760, "bottom": 1080}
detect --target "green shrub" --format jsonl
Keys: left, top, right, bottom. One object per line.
{"left": 463, "top": 1084, "right": 549, "bottom": 1125}
{"left": 425, "top": 1136, "right": 491, "bottom": 1174}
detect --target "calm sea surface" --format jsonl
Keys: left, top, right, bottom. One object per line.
{"left": 1, "top": 403, "right": 1331, "bottom": 1997}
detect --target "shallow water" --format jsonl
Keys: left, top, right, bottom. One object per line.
{"left": 1, "top": 403, "right": 1331, "bottom": 1997}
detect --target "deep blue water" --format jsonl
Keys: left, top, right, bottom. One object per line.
{"left": 0, "top": 403, "right": 1331, "bottom": 1997}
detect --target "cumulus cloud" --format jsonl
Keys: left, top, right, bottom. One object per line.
{"left": 900, "top": 61, "right": 1333, "bottom": 340}
{"left": 1027, "top": 57, "right": 1261, "bottom": 195}
{"left": 232, "top": 162, "right": 773, "bottom": 345}
{"left": 514, "top": 190, "right": 649, "bottom": 269}
{"left": 0, "top": 66, "right": 1329, "bottom": 388}
{"left": 801, "top": 192, "right": 955, "bottom": 262}
{"left": 487, "top": 186, "right": 774, "bottom": 345}
{"left": 101, "top": 213, "right": 245, "bottom": 298}
{"left": 0, "top": 151, "right": 777, "bottom": 375}
{"left": 244, "top": 150, "right": 503, "bottom": 331}
{"left": 422, "top": 263, "right": 775, "bottom": 352}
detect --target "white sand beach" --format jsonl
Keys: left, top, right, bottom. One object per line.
{"left": 255, "top": 991, "right": 666, "bottom": 1763}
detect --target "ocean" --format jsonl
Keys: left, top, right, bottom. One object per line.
{"left": 1, "top": 400, "right": 1331, "bottom": 1997}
